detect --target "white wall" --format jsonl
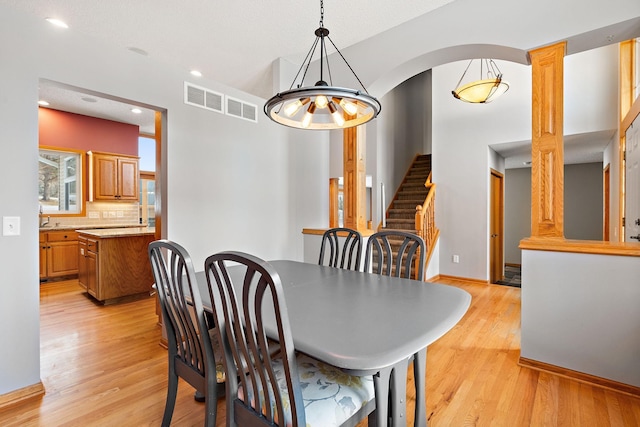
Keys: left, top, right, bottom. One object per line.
{"left": 372, "top": 72, "right": 432, "bottom": 228}
{"left": 522, "top": 249, "right": 640, "bottom": 387}
{"left": 431, "top": 44, "right": 619, "bottom": 280}
{"left": 432, "top": 59, "right": 532, "bottom": 280}
{"left": 504, "top": 168, "right": 532, "bottom": 265}
{"left": 0, "top": 5, "right": 326, "bottom": 397}
{"left": 565, "top": 163, "right": 604, "bottom": 240}
{"left": 505, "top": 163, "right": 605, "bottom": 264}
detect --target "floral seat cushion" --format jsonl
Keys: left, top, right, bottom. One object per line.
{"left": 239, "top": 352, "right": 375, "bottom": 427}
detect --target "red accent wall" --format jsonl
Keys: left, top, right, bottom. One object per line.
{"left": 39, "top": 108, "right": 139, "bottom": 155}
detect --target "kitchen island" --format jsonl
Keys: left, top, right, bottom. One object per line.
{"left": 77, "top": 227, "right": 156, "bottom": 304}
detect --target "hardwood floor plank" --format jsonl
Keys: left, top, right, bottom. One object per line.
{"left": 1, "top": 278, "right": 639, "bottom": 426}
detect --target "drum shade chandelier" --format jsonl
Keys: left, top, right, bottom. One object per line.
{"left": 452, "top": 58, "right": 509, "bottom": 103}
{"left": 264, "top": 0, "right": 381, "bottom": 130}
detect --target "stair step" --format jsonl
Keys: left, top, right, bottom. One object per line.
{"left": 397, "top": 191, "right": 428, "bottom": 201}
{"left": 401, "top": 182, "right": 427, "bottom": 191}
{"left": 392, "top": 200, "right": 422, "bottom": 209}
{"left": 408, "top": 166, "right": 431, "bottom": 175}
{"left": 405, "top": 176, "right": 428, "bottom": 183}
{"left": 412, "top": 160, "right": 431, "bottom": 168}
{"left": 387, "top": 208, "right": 416, "bottom": 219}
{"left": 385, "top": 219, "right": 417, "bottom": 229}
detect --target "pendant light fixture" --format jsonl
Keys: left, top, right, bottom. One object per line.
{"left": 264, "top": 0, "right": 381, "bottom": 130}
{"left": 452, "top": 58, "right": 510, "bottom": 103}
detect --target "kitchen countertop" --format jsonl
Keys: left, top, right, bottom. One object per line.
{"left": 40, "top": 224, "right": 147, "bottom": 232}
{"left": 76, "top": 227, "right": 156, "bottom": 238}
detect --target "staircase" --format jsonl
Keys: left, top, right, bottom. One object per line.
{"left": 379, "top": 154, "right": 439, "bottom": 278}
{"left": 382, "top": 154, "right": 431, "bottom": 233}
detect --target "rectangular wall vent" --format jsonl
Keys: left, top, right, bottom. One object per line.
{"left": 226, "top": 96, "right": 258, "bottom": 123}
{"left": 184, "top": 82, "right": 224, "bottom": 114}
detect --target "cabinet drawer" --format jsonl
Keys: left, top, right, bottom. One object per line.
{"left": 86, "top": 238, "right": 99, "bottom": 253}
{"left": 47, "top": 231, "right": 79, "bottom": 242}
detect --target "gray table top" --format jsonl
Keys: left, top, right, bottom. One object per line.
{"left": 196, "top": 260, "right": 471, "bottom": 374}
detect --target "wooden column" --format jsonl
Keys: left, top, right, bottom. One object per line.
{"left": 530, "top": 42, "right": 566, "bottom": 239}
{"left": 343, "top": 123, "right": 367, "bottom": 231}
{"left": 619, "top": 40, "right": 636, "bottom": 242}
{"left": 329, "top": 177, "right": 339, "bottom": 227}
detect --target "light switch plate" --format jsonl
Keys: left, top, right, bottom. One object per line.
{"left": 3, "top": 216, "right": 21, "bottom": 236}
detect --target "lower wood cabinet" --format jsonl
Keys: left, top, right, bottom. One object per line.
{"left": 78, "top": 231, "right": 155, "bottom": 304}
{"left": 78, "top": 235, "right": 99, "bottom": 297}
{"left": 40, "top": 231, "right": 79, "bottom": 280}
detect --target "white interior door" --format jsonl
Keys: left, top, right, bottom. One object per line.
{"left": 625, "top": 115, "right": 640, "bottom": 242}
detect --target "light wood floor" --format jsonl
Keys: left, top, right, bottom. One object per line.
{"left": 1, "top": 278, "right": 639, "bottom": 426}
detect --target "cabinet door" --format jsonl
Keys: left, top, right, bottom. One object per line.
{"left": 93, "top": 154, "right": 119, "bottom": 200}
{"left": 48, "top": 241, "right": 79, "bottom": 277}
{"left": 118, "top": 157, "right": 139, "bottom": 200}
{"left": 87, "top": 250, "right": 98, "bottom": 299}
{"left": 39, "top": 241, "right": 48, "bottom": 280}
{"left": 78, "top": 238, "right": 88, "bottom": 290}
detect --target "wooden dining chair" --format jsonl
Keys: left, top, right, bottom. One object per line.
{"left": 318, "top": 227, "right": 363, "bottom": 271}
{"left": 364, "top": 230, "right": 426, "bottom": 280}
{"left": 204, "top": 251, "right": 375, "bottom": 427}
{"left": 363, "top": 230, "right": 427, "bottom": 424}
{"left": 148, "top": 240, "right": 225, "bottom": 427}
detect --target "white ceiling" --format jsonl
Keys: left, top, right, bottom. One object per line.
{"left": 5, "top": 0, "right": 455, "bottom": 99}
{"left": 4, "top": 0, "right": 639, "bottom": 167}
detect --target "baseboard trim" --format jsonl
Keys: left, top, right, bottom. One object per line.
{"left": 428, "top": 274, "right": 489, "bottom": 286}
{"left": 0, "top": 381, "right": 45, "bottom": 409}
{"left": 519, "top": 357, "right": 640, "bottom": 398}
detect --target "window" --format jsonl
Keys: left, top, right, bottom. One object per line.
{"left": 38, "top": 148, "right": 83, "bottom": 215}
{"left": 139, "top": 173, "right": 156, "bottom": 227}
{"left": 138, "top": 135, "right": 156, "bottom": 227}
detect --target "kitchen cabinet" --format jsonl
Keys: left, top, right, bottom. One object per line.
{"left": 78, "top": 235, "right": 99, "bottom": 296}
{"left": 89, "top": 151, "right": 139, "bottom": 201}
{"left": 77, "top": 228, "right": 155, "bottom": 304}
{"left": 40, "top": 230, "right": 79, "bottom": 280}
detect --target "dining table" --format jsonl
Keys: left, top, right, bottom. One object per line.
{"left": 195, "top": 260, "right": 471, "bottom": 427}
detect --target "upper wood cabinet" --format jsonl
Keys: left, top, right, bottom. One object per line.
{"left": 89, "top": 151, "right": 139, "bottom": 201}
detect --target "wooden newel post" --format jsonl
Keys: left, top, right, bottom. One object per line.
{"left": 530, "top": 42, "right": 566, "bottom": 239}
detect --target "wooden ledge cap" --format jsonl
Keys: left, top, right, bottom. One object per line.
{"left": 520, "top": 237, "right": 640, "bottom": 257}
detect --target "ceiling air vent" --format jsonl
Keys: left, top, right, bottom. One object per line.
{"left": 184, "top": 82, "right": 223, "bottom": 114}
{"left": 226, "top": 96, "right": 257, "bottom": 123}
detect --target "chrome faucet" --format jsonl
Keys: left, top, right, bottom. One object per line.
{"left": 39, "top": 205, "right": 50, "bottom": 227}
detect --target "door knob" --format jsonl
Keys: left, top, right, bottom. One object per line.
{"left": 630, "top": 235, "right": 640, "bottom": 240}
{"left": 491, "top": 234, "right": 498, "bottom": 238}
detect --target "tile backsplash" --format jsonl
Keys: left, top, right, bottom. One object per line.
{"left": 44, "top": 202, "right": 142, "bottom": 228}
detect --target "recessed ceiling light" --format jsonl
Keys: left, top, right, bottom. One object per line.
{"left": 190, "top": 70, "right": 202, "bottom": 77}
{"left": 38, "top": 100, "right": 50, "bottom": 106}
{"left": 81, "top": 97, "right": 97, "bottom": 103}
{"left": 128, "top": 47, "right": 148, "bottom": 56}
{"left": 523, "top": 161, "right": 532, "bottom": 166}
{"left": 45, "top": 18, "right": 69, "bottom": 29}
{"left": 131, "top": 108, "right": 142, "bottom": 114}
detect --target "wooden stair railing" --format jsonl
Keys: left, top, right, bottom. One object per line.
{"left": 415, "top": 172, "right": 440, "bottom": 273}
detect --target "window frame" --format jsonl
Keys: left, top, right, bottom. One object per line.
{"left": 38, "top": 146, "right": 87, "bottom": 217}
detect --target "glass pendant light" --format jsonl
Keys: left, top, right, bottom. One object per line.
{"left": 452, "top": 58, "right": 510, "bottom": 103}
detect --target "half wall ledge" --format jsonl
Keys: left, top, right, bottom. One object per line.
{"left": 519, "top": 237, "right": 640, "bottom": 257}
